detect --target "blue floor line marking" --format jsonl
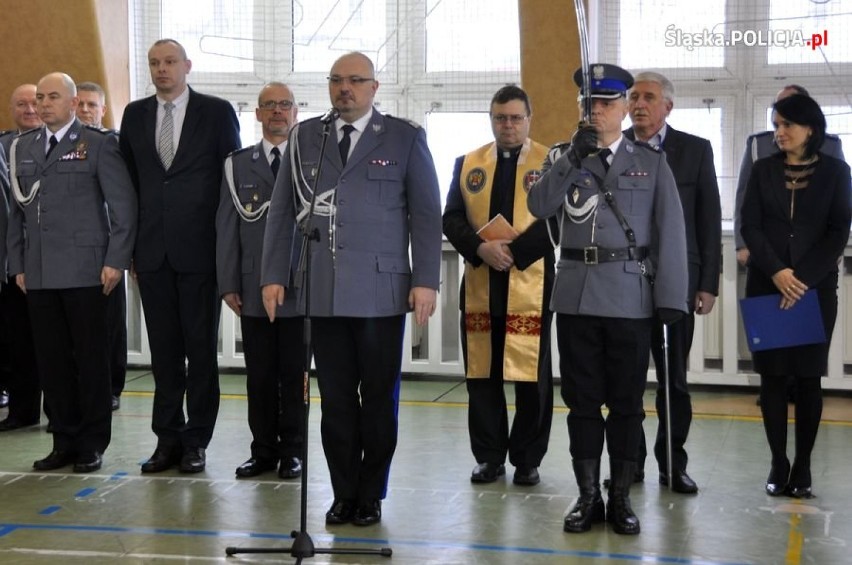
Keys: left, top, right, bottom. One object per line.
{"left": 109, "top": 471, "right": 128, "bottom": 480}
{"left": 75, "top": 488, "right": 97, "bottom": 498}
{"left": 37, "top": 506, "right": 61, "bottom": 516}
{"left": 0, "top": 522, "right": 752, "bottom": 564}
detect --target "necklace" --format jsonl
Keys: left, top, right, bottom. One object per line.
{"left": 786, "top": 156, "right": 817, "bottom": 219}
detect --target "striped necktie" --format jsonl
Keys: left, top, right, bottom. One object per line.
{"left": 158, "top": 102, "right": 175, "bottom": 169}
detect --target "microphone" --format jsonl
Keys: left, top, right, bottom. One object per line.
{"left": 319, "top": 108, "right": 339, "bottom": 124}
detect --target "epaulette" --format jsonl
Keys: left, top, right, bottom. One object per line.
{"left": 826, "top": 133, "right": 841, "bottom": 141}
{"left": 226, "top": 145, "right": 254, "bottom": 159}
{"left": 84, "top": 124, "right": 118, "bottom": 136}
{"left": 549, "top": 140, "right": 571, "bottom": 150}
{"left": 17, "top": 127, "right": 40, "bottom": 137}
{"left": 385, "top": 114, "right": 421, "bottom": 129}
{"left": 0, "top": 129, "right": 15, "bottom": 138}
{"left": 634, "top": 140, "right": 662, "bottom": 153}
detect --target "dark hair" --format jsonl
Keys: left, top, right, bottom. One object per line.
{"left": 783, "top": 84, "right": 810, "bottom": 97}
{"left": 772, "top": 94, "right": 826, "bottom": 159}
{"left": 490, "top": 85, "right": 531, "bottom": 116}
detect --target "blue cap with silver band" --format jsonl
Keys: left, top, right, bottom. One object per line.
{"left": 573, "top": 64, "right": 634, "bottom": 100}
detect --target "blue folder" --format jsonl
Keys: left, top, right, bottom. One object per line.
{"left": 739, "top": 290, "right": 826, "bottom": 352}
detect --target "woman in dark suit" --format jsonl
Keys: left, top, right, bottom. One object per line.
{"left": 742, "top": 94, "right": 851, "bottom": 498}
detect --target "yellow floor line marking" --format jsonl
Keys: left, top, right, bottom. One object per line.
{"left": 786, "top": 511, "right": 803, "bottom": 564}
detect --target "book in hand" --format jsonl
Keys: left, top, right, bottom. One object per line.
{"left": 739, "top": 290, "right": 826, "bottom": 352}
{"left": 476, "top": 213, "right": 519, "bottom": 241}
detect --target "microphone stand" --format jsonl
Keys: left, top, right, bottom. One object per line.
{"left": 225, "top": 116, "right": 392, "bottom": 562}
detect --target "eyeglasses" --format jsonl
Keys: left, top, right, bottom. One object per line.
{"left": 327, "top": 75, "right": 375, "bottom": 86}
{"left": 258, "top": 100, "right": 295, "bottom": 111}
{"left": 491, "top": 114, "right": 528, "bottom": 124}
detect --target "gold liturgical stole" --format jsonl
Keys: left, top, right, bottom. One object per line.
{"left": 460, "top": 139, "right": 548, "bottom": 382}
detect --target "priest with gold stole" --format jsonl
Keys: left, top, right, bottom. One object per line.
{"left": 443, "top": 85, "right": 555, "bottom": 487}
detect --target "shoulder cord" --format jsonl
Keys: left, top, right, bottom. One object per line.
{"left": 289, "top": 123, "right": 339, "bottom": 255}
{"left": 224, "top": 155, "right": 269, "bottom": 223}
{"left": 9, "top": 136, "right": 40, "bottom": 206}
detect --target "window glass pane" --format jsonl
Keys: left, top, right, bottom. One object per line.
{"left": 426, "top": 0, "right": 520, "bottom": 73}
{"left": 293, "top": 0, "right": 388, "bottom": 73}
{"left": 160, "top": 0, "right": 254, "bottom": 73}
{"left": 768, "top": 1, "right": 852, "bottom": 65}
{"left": 618, "top": 0, "right": 725, "bottom": 68}
{"left": 426, "top": 112, "right": 494, "bottom": 207}
{"left": 824, "top": 106, "right": 851, "bottom": 158}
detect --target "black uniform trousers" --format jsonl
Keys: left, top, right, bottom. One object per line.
{"left": 136, "top": 262, "right": 221, "bottom": 449}
{"left": 463, "top": 314, "right": 553, "bottom": 469}
{"left": 27, "top": 286, "right": 111, "bottom": 454}
{"left": 107, "top": 276, "right": 128, "bottom": 398}
{"left": 557, "top": 314, "right": 651, "bottom": 461}
{"left": 311, "top": 315, "right": 405, "bottom": 503}
{"left": 641, "top": 311, "right": 695, "bottom": 473}
{"left": 0, "top": 279, "right": 41, "bottom": 423}
{"left": 240, "top": 315, "right": 305, "bottom": 461}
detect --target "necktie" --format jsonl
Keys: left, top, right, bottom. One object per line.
{"left": 158, "top": 102, "right": 175, "bottom": 169}
{"left": 45, "top": 135, "right": 58, "bottom": 158}
{"left": 270, "top": 147, "right": 281, "bottom": 179}
{"left": 339, "top": 124, "right": 354, "bottom": 166}
{"left": 598, "top": 148, "right": 612, "bottom": 171}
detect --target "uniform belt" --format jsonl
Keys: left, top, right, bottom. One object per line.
{"left": 561, "top": 246, "right": 649, "bottom": 265}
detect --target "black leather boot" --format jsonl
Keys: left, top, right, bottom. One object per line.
{"left": 563, "top": 459, "right": 605, "bottom": 533}
{"left": 607, "top": 459, "right": 641, "bottom": 535}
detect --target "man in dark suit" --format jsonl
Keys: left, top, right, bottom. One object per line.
{"left": 7, "top": 72, "right": 137, "bottom": 472}
{"left": 216, "top": 82, "right": 304, "bottom": 480}
{"left": 0, "top": 84, "right": 42, "bottom": 432}
{"left": 119, "top": 39, "right": 241, "bottom": 473}
{"left": 261, "top": 51, "right": 442, "bottom": 526}
{"left": 625, "top": 71, "right": 722, "bottom": 494}
{"left": 75, "top": 81, "right": 127, "bottom": 413}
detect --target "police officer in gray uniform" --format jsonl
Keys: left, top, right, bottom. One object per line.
{"left": 0, "top": 84, "right": 42, "bottom": 432}
{"left": 527, "top": 64, "right": 687, "bottom": 536}
{"left": 261, "top": 51, "right": 442, "bottom": 527}
{"left": 216, "top": 82, "right": 304, "bottom": 480}
{"left": 7, "top": 73, "right": 137, "bottom": 473}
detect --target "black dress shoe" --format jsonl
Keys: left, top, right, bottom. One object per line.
{"left": 278, "top": 457, "right": 302, "bottom": 479}
{"left": 325, "top": 499, "right": 356, "bottom": 525}
{"left": 353, "top": 500, "right": 382, "bottom": 526}
{"left": 180, "top": 447, "right": 206, "bottom": 473}
{"left": 141, "top": 445, "right": 182, "bottom": 473}
{"left": 471, "top": 462, "right": 505, "bottom": 483}
{"left": 111, "top": 396, "right": 120, "bottom": 411}
{"left": 0, "top": 417, "right": 40, "bottom": 432}
{"left": 765, "top": 460, "right": 790, "bottom": 497}
{"left": 785, "top": 461, "right": 812, "bottom": 498}
{"left": 659, "top": 471, "right": 698, "bottom": 494}
{"left": 513, "top": 466, "right": 540, "bottom": 486}
{"left": 0, "top": 390, "right": 8, "bottom": 408}
{"left": 33, "top": 450, "right": 75, "bottom": 471}
{"left": 235, "top": 457, "right": 277, "bottom": 478}
{"left": 73, "top": 452, "right": 103, "bottom": 473}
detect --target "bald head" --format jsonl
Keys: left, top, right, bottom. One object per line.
{"left": 9, "top": 84, "right": 41, "bottom": 132}
{"left": 36, "top": 72, "right": 79, "bottom": 131}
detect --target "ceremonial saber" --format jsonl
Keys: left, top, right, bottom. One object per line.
{"left": 662, "top": 324, "right": 674, "bottom": 491}
{"left": 573, "top": 0, "right": 592, "bottom": 124}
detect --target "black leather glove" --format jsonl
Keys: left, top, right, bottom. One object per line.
{"left": 656, "top": 308, "right": 684, "bottom": 325}
{"left": 567, "top": 124, "right": 598, "bottom": 168}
